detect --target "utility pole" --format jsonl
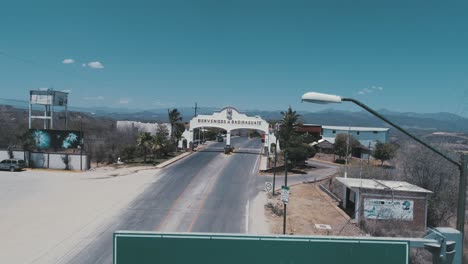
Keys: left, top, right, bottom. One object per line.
{"left": 345, "top": 126, "right": 350, "bottom": 178}
{"left": 368, "top": 142, "right": 371, "bottom": 164}
{"left": 272, "top": 123, "right": 280, "bottom": 196}
{"left": 272, "top": 136, "right": 278, "bottom": 195}
{"left": 80, "top": 115, "right": 83, "bottom": 171}
{"left": 192, "top": 102, "right": 198, "bottom": 151}
{"left": 283, "top": 151, "right": 288, "bottom": 235}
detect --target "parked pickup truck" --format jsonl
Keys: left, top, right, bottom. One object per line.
{"left": 0, "top": 159, "right": 25, "bottom": 172}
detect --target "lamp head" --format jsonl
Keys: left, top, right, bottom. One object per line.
{"left": 301, "top": 92, "right": 342, "bottom": 104}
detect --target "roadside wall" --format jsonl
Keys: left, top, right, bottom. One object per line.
{"left": 0, "top": 150, "right": 27, "bottom": 161}
{"left": 0, "top": 149, "right": 89, "bottom": 170}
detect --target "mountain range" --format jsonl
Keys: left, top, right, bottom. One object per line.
{"left": 2, "top": 101, "right": 468, "bottom": 133}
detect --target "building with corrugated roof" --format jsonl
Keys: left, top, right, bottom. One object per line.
{"left": 321, "top": 125, "right": 390, "bottom": 148}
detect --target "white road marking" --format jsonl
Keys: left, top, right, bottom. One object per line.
{"left": 245, "top": 200, "right": 250, "bottom": 234}
{"left": 252, "top": 155, "right": 260, "bottom": 174}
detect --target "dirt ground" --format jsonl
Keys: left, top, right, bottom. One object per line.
{"left": 265, "top": 182, "right": 363, "bottom": 236}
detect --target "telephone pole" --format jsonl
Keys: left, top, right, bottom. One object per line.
{"left": 192, "top": 103, "right": 198, "bottom": 151}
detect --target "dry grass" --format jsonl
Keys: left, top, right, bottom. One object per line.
{"left": 265, "top": 182, "right": 363, "bottom": 236}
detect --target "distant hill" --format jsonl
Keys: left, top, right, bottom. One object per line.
{"left": 1, "top": 103, "right": 468, "bottom": 133}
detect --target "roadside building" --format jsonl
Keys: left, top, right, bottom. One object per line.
{"left": 311, "top": 139, "right": 334, "bottom": 154}
{"left": 321, "top": 126, "right": 389, "bottom": 149}
{"left": 296, "top": 124, "right": 322, "bottom": 139}
{"left": 334, "top": 177, "right": 432, "bottom": 234}
{"left": 116, "top": 121, "right": 171, "bottom": 137}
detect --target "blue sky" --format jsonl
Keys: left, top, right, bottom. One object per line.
{"left": 1, "top": 0, "right": 467, "bottom": 116}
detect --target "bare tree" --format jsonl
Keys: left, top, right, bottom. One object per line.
{"left": 61, "top": 154, "right": 71, "bottom": 170}
{"left": 396, "top": 144, "right": 459, "bottom": 227}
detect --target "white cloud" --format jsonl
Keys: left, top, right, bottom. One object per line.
{"left": 118, "top": 98, "right": 131, "bottom": 104}
{"left": 62, "top": 58, "right": 75, "bottom": 64}
{"left": 84, "top": 96, "right": 104, "bottom": 101}
{"left": 82, "top": 63, "right": 86, "bottom": 67}
{"left": 358, "top": 86, "right": 384, "bottom": 95}
{"left": 87, "top": 61, "right": 104, "bottom": 69}
{"left": 152, "top": 100, "right": 173, "bottom": 107}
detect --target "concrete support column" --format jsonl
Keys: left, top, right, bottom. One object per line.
{"left": 226, "top": 130, "right": 231, "bottom": 146}
{"left": 29, "top": 102, "right": 32, "bottom": 129}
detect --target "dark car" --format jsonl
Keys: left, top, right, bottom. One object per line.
{"left": 0, "top": 159, "right": 25, "bottom": 172}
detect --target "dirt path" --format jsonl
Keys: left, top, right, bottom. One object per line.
{"left": 265, "top": 183, "right": 363, "bottom": 236}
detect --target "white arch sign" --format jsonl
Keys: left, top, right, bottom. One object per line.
{"left": 179, "top": 107, "right": 278, "bottom": 152}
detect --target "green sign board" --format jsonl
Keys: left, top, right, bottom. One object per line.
{"left": 114, "top": 232, "right": 409, "bottom": 264}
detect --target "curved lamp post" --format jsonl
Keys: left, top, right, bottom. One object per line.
{"left": 301, "top": 92, "right": 467, "bottom": 235}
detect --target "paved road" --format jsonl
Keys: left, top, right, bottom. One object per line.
{"left": 259, "top": 158, "right": 340, "bottom": 191}
{"left": 68, "top": 137, "right": 263, "bottom": 264}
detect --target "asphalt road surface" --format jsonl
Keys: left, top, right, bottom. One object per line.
{"left": 68, "top": 137, "right": 263, "bottom": 264}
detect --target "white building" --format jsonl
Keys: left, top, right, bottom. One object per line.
{"left": 321, "top": 125, "right": 389, "bottom": 148}
{"left": 116, "top": 121, "right": 171, "bottom": 137}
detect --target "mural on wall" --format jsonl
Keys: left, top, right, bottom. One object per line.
{"left": 31, "top": 129, "right": 82, "bottom": 149}
{"left": 363, "top": 198, "right": 413, "bottom": 221}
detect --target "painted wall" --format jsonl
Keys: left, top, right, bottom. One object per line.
{"left": 0, "top": 150, "right": 28, "bottom": 164}
{"left": 0, "top": 149, "right": 89, "bottom": 170}
{"left": 30, "top": 152, "right": 88, "bottom": 170}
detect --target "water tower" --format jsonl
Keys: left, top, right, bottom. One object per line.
{"left": 29, "top": 89, "right": 69, "bottom": 129}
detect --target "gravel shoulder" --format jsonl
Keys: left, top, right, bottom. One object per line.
{"left": 0, "top": 165, "right": 162, "bottom": 264}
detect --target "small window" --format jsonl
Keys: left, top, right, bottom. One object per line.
{"left": 6, "top": 160, "right": 11, "bottom": 164}
{"left": 0, "top": 160, "right": 6, "bottom": 163}
{"left": 357, "top": 131, "right": 360, "bottom": 135}
{"left": 373, "top": 131, "right": 378, "bottom": 134}
{"left": 332, "top": 130, "right": 336, "bottom": 134}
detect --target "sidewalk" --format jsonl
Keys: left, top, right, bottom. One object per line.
{"left": 155, "top": 152, "right": 192, "bottom": 168}
{"left": 259, "top": 156, "right": 268, "bottom": 171}
{"left": 155, "top": 142, "right": 213, "bottom": 169}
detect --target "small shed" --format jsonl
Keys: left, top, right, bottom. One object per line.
{"left": 335, "top": 177, "right": 432, "bottom": 233}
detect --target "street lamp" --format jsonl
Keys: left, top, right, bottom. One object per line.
{"left": 302, "top": 91, "right": 468, "bottom": 235}
{"left": 272, "top": 123, "right": 280, "bottom": 196}
{"left": 78, "top": 114, "right": 84, "bottom": 171}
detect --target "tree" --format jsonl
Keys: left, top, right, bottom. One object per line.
{"left": 16, "top": 130, "right": 36, "bottom": 151}
{"left": 173, "top": 122, "right": 186, "bottom": 151}
{"left": 278, "top": 107, "right": 315, "bottom": 168}
{"left": 372, "top": 141, "right": 397, "bottom": 166}
{"left": 151, "top": 125, "right": 170, "bottom": 159}
{"left": 61, "top": 154, "right": 71, "bottom": 170}
{"left": 94, "top": 145, "right": 106, "bottom": 168}
{"left": 334, "top": 133, "right": 360, "bottom": 159}
{"left": 397, "top": 144, "right": 458, "bottom": 227}
{"left": 136, "top": 132, "right": 152, "bottom": 164}
{"left": 122, "top": 145, "right": 137, "bottom": 162}
{"left": 167, "top": 108, "right": 182, "bottom": 141}
{"left": 278, "top": 106, "right": 300, "bottom": 148}
{"left": 301, "top": 133, "right": 319, "bottom": 144}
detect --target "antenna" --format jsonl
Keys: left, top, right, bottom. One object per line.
{"left": 193, "top": 102, "right": 198, "bottom": 117}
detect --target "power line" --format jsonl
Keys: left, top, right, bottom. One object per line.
{"left": 0, "top": 97, "right": 98, "bottom": 113}
{"left": 0, "top": 50, "right": 85, "bottom": 80}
